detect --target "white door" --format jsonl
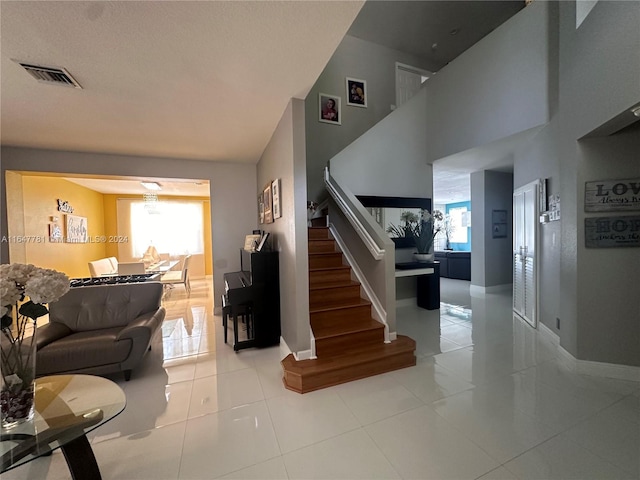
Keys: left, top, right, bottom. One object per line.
{"left": 513, "top": 181, "right": 538, "bottom": 328}
{"left": 395, "top": 63, "right": 432, "bottom": 108}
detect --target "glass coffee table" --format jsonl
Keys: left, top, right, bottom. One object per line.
{"left": 1, "top": 374, "right": 126, "bottom": 479}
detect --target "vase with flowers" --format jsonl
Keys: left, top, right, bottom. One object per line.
{"left": 1, "top": 263, "right": 69, "bottom": 428}
{"left": 387, "top": 210, "right": 442, "bottom": 262}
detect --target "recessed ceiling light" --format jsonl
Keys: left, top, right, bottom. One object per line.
{"left": 449, "top": 28, "right": 460, "bottom": 36}
{"left": 631, "top": 105, "right": 640, "bottom": 118}
{"left": 141, "top": 182, "right": 162, "bottom": 191}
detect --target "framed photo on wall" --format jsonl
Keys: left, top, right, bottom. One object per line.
{"left": 346, "top": 77, "right": 367, "bottom": 107}
{"left": 319, "top": 93, "right": 341, "bottom": 125}
{"left": 258, "top": 193, "right": 264, "bottom": 224}
{"left": 272, "top": 178, "right": 281, "bottom": 219}
{"left": 263, "top": 182, "right": 273, "bottom": 224}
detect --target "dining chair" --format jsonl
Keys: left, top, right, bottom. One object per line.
{"left": 160, "top": 255, "right": 191, "bottom": 296}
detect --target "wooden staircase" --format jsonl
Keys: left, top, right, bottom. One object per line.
{"left": 281, "top": 226, "right": 416, "bottom": 393}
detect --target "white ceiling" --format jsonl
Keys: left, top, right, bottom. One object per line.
{"left": 2, "top": 1, "right": 524, "bottom": 201}
{"left": 1, "top": 1, "right": 364, "bottom": 162}
{"left": 64, "top": 176, "right": 210, "bottom": 197}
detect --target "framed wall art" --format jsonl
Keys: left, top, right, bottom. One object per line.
{"left": 346, "top": 77, "right": 367, "bottom": 107}
{"left": 319, "top": 93, "right": 341, "bottom": 125}
{"left": 65, "top": 214, "right": 88, "bottom": 243}
{"left": 258, "top": 193, "right": 264, "bottom": 224}
{"left": 263, "top": 182, "right": 273, "bottom": 224}
{"left": 272, "top": 178, "right": 281, "bottom": 219}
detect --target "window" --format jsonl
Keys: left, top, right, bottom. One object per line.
{"left": 119, "top": 199, "right": 204, "bottom": 259}
{"left": 449, "top": 207, "right": 468, "bottom": 244}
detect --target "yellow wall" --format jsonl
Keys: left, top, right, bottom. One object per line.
{"left": 19, "top": 176, "right": 107, "bottom": 278}
{"left": 102, "top": 194, "right": 213, "bottom": 275}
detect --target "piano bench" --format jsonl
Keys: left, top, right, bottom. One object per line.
{"left": 221, "top": 295, "right": 253, "bottom": 347}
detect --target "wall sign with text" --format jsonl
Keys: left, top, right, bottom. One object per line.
{"left": 584, "top": 178, "right": 640, "bottom": 212}
{"left": 585, "top": 215, "right": 640, "bottom": 248}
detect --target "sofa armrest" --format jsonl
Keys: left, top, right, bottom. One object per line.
{"left": 36, "top": 322, "right": 73, "bottom": 350}
{"left": 116, "top": 307, "right": 166, "bottom": 343}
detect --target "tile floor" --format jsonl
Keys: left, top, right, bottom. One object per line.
{"left": 5, "top": 278, "right": 639, "bottom": 479}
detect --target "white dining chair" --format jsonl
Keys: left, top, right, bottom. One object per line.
{"left": 160, "top": 255, "right": 191, "bottom": 296}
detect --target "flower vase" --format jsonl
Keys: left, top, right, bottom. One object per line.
{"left": 1, "top": 328, "right": 37, "bottom": 428}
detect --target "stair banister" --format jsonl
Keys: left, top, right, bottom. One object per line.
{"left": 324, "top": 167, "right": 385, "bottom": 260}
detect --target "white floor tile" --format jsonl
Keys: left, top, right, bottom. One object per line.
{"left": 179, "top": 401, "right": 280, "bottom": 479}
{"left": 365, "top": 405, "right": 499, "bottom": 479}
{"left": 283, "top": 428, "right": 401, "bottom": 479}
{"left": 563, "top": 394, "right": 640, "bottom": 477}
{"left": 266, "top": 389, "right": 361, "bottom": 454}
{"left": 93, "top": 422, "right": 186, "bottom": 480}
{"left": 503, "top": 434, "right": 634, "bottom": 479}
{"left": 220, "top": 457, "right": 289, "bottom": 479}
{"left": 333, "top": 373, "right": 422, "bottom": 425}
{"left": 389, "top": 356, "right": 475, "bottom": 404}
{"left": 188, "top": 368, "right": 264, "bottom": 418}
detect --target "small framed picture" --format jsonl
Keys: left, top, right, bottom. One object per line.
{"left": 263, "top": 182, "right": 273, "bottom": 224}
{"left": 258, "top": 193, "right": 264, "bottom": 224}
{"left": 272, "top": 178, "right": 281, "bottom": 219}
{"left": 319, "top": 93, "right": 341, "bottom": 125}
{"left": 346, "top": 77, "right": 367, "bottom": 107}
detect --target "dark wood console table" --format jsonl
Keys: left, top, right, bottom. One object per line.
{"left": 395, "top": 261, "right": 440, "bottom": 310}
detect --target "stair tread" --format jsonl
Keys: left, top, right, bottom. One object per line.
{"left": 308, "top": 251, "right": 342, "bottom": 256}
{"left": 309, "top": 265, "right": 350, "bottom": 272}
{"left": 309, "top": 280, "right": 359, "bottom": 291}
{"left": 310, "top": 297, "right": 371, "bottom": 313}
{"left": 282, "top": 335, "right": 416, "bottom": 374}
{"left": 312, "top": 317, "right": 383, "bottom": 338}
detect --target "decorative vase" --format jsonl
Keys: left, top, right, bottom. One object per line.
{"left": 1, "top": 329, "right": 37, "bottom": 428}
{"left": 414, "top": 253, "right": 435, "bottom": 263}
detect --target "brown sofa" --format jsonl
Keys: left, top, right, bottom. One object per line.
{"left": 36, "top": 282, "right": 165, "bottom": 381}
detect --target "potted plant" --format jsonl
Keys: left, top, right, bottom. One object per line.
{"left": 387, "top": 210, "right": 441, "bottom": 262}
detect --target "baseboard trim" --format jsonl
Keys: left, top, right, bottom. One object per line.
{"left": 538, "top": 319, "right": 640, "bottom": 381}
{"left": 280, "top": 336, "right": 314, "bottom": 361}
{"left": 470, "top": 283, "right": 512, "bottom": 295}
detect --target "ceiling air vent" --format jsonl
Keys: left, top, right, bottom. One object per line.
{"left": 17, "top": 62, "right": 82, "bottom": 89}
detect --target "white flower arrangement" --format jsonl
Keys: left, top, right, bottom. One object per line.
{"left": 1, "top": 264, "right": 70, "bottom": 396}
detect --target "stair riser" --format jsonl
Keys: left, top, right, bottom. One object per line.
{"left": 309, "top": 285, "right": 361, "bottom": 308}
{"left": 309, "top": 269, "right": 351, "bottom": 286}
{"left": 308, "top": 240, "right": 336, "bottom": 253}
{"left": 310, "top": 304, "right": 372, "bottom": 328}
{"left": 314, "top": 328, "right": 384, "bottom": 357}
{"left": 283, "top": 352, "right": 416, "bottom": 394}
{"left": 308, "top": 253, "right": 343, "bottom": 269}
{"left": 308, "top": 228, "right": 331, "bottom": 240}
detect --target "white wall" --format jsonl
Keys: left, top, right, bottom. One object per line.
{"left": 305, "top": 34, "right": 436, "bottom": 203}
{"left": 331, "top": 87, "right": 433, "bottom": 199}
{"left": 0, "top": 147, "right": 257, "bottom": 311}
{"left": 257, "top": 99, "right": 311, "bottom": 354}
{"left": 425, "top": 1, "right": 551, "bottom": 162}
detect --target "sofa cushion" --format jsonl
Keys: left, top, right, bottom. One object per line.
{"left": 37, "top": 327, "right": 130, "bottom": 374}
{"left": 48, "top": 282, "right": 163, "bottom": 332}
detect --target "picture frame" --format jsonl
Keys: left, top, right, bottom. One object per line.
{"left": 256, "top": 232, "right": 270, "bottom": 252}
{"left": 318, "top": 93, "right": 341, "bottom": 125}
{"left": 272, "top": 178, "right": 281, "bottom": 219}
{"left": 65, "top": 214, "right": 88, "bottom": 243}
{"left": 258, "top": 193, "right": 264, "bottom": 224}
{"left": 263, "top": 182, "right": 273, "bottom": 223}
{"left": 346, "top": 77, "right": 367, "bottom": 107}
{"left": 244, "top": 234, "right": 262, "bottom": 251}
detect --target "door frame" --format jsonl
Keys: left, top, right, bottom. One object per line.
{"left": 395, "top": 62, "right": 434, "bottom": 109}
{"left": 513, "top": 179, "right": 540, "bottom": 328}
